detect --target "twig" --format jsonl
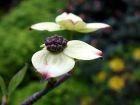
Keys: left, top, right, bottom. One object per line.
{"left": 20, "top": 73, "right": 71, "bottom": 105}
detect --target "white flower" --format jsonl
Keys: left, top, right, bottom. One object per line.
{"left": 32, "top": 36, "right": 102, "bottom": 79}
{"left": 31, "top": 12, "right": 110, "bottom": 33}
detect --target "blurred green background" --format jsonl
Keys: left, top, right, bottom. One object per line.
{"left": 0, "top": 0, "right": 140, "bottom": 105}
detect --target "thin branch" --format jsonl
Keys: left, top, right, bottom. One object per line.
{"left": 20, "top": 73, "right": 71, "bottom": 105}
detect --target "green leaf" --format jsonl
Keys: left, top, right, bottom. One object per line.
{"left": 8, "top": 64, "right": 28, "bottom": 96}
{"left": 0, "top": 76, "right": 7, "bottom": 95}
{"left": 132, "top": 69, "right": 140, "bottom": 81}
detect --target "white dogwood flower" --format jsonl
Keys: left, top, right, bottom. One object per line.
{"left": 32, "top": 35, "right": 102, "bottom": 79}
{"left": 31, "top": 12, "right": 110, "bottom": 33}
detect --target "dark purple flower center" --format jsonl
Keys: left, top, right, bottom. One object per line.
{"left": 45, "top": 35, "right": 68, "bottom": 53}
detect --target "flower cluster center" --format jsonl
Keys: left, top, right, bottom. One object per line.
{"left": 45, "top": 35, "right": 68, "bottom": 53}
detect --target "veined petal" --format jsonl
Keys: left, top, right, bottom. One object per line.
{"left": 78, "top": 23, "right": 110, "bottom": 33}
{"left": 64, "top": 40, "right": 102, "bottom": 60}
{"left": 31, "top": 22, "right": 62, "bottom": 31}
{"left": 32, "top": 49, "right": 75, "bottom": 79}
{"left": 55, "top": 12, "right": 82, "bottom": 23}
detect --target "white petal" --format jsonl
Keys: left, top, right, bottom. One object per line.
{"left": 74, "top": 21, "right": 86, "bottom": 31}
{"left": 64, "top": 40, "right": 102, "bottom": 60}
{"left": 31, "top": 22, "right": 62, "bottom": 31}
{"left": 78, "top": 23, "right": 110, "bottom": 33}
{"left": 67, "top": 13, "right": 83, "bottom": 23}
{"left": 55, "top": 12, "right": 68, "bottom": 22}
{"left": 32, "top": 49, "right": 75, "bottom": 79}
{"left": 55, "top": 12, "right": 82, "bottom": 23}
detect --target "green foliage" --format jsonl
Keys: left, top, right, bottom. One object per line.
{"left": 0, "top": 76, "right": 7, "bottom": 95}
{"left": 8, "top": 64, "right": 27, "bottom": 97}
{"left": 10, "top": 79, "right": 89, "bottom": 105}
{"left": 132, "top": 68, "right": 140, "bottom": 81}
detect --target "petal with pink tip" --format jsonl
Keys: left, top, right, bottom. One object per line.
{"left": 32, "top": 49, "right": 75, "bottom": 79}
{"left": 78, "top": 23, "right": 110, "bottom": 33}
{"left": 31, "top": 22, "right": 63, "bottom": 31}
{"left": 64, "top": 40, "right": 102, "bottom": 60}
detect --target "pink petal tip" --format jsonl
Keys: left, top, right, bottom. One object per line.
{"left": 40, "top": 72, "right": 52, "bottom": 80}
{"left": 97, "top": 51, "right": 103, "bottom": 57}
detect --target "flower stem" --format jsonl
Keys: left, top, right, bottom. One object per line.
{"left": 20, "top": 73, "right": 71, "bottom": 105}
{"left": 69, "top": 31, "right": 73, "bottom": 40}
{"left": 1, "top": 96, "right": 8, "bottom": 105}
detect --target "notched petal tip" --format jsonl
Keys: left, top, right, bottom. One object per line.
{"left": 97, "top": 51, "right": 103, "bottom": 58}
{"left": 40, "top": 72, "right": 52, "bottom": 80}
{"left": 102, "top": 23, "right": 111, "bottom": 28}
{"left": 79, "top": 23, "right": 111, "bottom": 33}
{"left": 88, "top": 23, "right": 111, "bottom": 29}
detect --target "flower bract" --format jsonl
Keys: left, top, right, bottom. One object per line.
{"left": 31, "top": 12, "right": 110, "bottom": 33}
{"left": 32, "top": 35, "right": 102, "bottom": 79}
